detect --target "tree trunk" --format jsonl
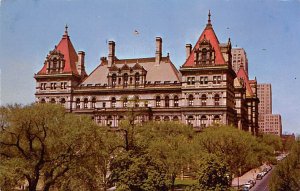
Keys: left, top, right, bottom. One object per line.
{"left": 28, "top": 179, "right": 38, "bottom": 191}
{"left": 43, "top": 183, "right": 51, "bottom": 191}
{"left": 171, "top": 174, "right": 176, "bottom": 191}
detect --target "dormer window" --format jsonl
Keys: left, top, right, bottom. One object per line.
{"left": 112, "top": 74, "right": 117, "bottom": 87}
{"left": 195, "top": 40, "right": 215, "bottom": 65}
{"left": 123, "top": 73, "right": 128, "bottom": 87}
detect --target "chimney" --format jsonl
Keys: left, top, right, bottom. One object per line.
{"left": 155, "top": 37, "right": 162, "bottom": 64}
{"left": 186, "top": 44, "right": 192, "bottom": 59}
{"left": 108, "top": 41, "right": 115, "bottom": 67}
{"left": 77, "top": 51, "right": 85, "bottom": 76}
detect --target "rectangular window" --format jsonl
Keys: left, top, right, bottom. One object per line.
{"left": 103, "top": 102, "right": 106, "bottom": 108}
{"left": 187, "top": 77, "right": 195, "bottom": 85}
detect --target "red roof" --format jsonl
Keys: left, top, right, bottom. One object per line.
{"left": 236, "top": 66, "right": 254, "bottom": 97}
{"left": 38, "top": 28, "right": 78, "bottom": 75}
{"left": 183, "top": 19, "right": 226, "bottom": 67}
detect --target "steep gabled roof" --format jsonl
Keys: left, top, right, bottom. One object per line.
{"left": 236, "top": 66, "right": 254, "bottom": 97}
{"left": 183, "top": 12, "right": 226, "bottom": 67}
{"left": 37, "top": 26, "right": 78, "bottom": 75}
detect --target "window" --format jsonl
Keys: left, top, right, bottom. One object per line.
{"left": 201, "top": 48, "right": 207, "bottom": 64}
{"left": 187, "top": 115, "right": 194, "bottom": 126}
{"left": 41, "top": 98, "right": 46, "bottom": 104}
{"left": 103, "top": 102, "right": 106, "bottom": 108}
{"left": 213, "top": 76, "right": 222, "bottom": 84}
{"left": 60, "top": 98, "right": 66, "bottom": 105}
{"left": 123, "top": 73, "right": 128, "bottom": 87}
{"left": 164, "top": 116, "right": 170, "bottom": 121}
{"left": 112, "top": 74, "right": 117, "bottom": 87}
{"left": 213, "top": 115, "right": 221, "bottom": 123}
{"left": 84, "top": 98, "right": 88, "bottom": 109}
{"left": 200, "top": 77, "right": 208, "bottom": 84}
{"left": 188, "top": 94, "right": 194, "bottom": 106}
{"left": 111, "top": 97, "right": 116, "bottom": 108}
{"left": 92, "top": 97, "right": 96, "bottom": 108}
{"left": 173, "top": 116, "right": 179, "bottom": 121}
{"left": 156, "top": 96, "right": 161, "bottom": 107}
{"left": 135, "top": 73, "right": 140, "bottom": 85}
{"left": 155, "top": 116, "right": 160, "bottom": 121}
{"left": 76, "top": 98, "right": 80, "bottom": 109}
{"left": 214, "top": 94, "right": 220, "bottom": 106}
{"left": 50, "top": 98, "right": 56, "bottom": 104}
{"left": 174, "top": 96, "right": 179, "bottom": 107}
{"left": 200, "top": 115, "right": 207, "bottom": 128}
{"left": 123, "top": 97, "right": 128, "bottom": 108}
{"left": 187, "top": 77, "right": 195, "bottom": 85}
{"left": 201, "top": 94, "right": 207, "bottom": 106}
{"left": 165, "top": 96, "right": 170, "bottom": 107}
{"left": 40, "top": 83, "right": 46, "bottom": 90}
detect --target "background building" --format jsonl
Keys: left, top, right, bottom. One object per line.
{"left": 231, "top": 48, "right": 248, "bottom": 75}
{"left": 257, "top": 83, "right": 282, "bottom": 136}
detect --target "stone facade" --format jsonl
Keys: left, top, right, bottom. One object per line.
{"left": 34, "top": 14, "right": 259, "bottom": 134}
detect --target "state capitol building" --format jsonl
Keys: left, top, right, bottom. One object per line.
{"left": 34, "top": 12, "right": 259, "bottom": 134}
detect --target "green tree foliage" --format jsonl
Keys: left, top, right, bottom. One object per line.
{"left": 196, "top": 153, "right": 231, "bottom": 191}
{"left": 258, "top": 134, "right": 283, "bottom": 152}
{"left": 0, "top": 104, "right": 111, "bottom": 191}
{"left": 110, "top": 148, "right": 170, "bottom": 191}
{"left": 193, "top": 125, "right": 273, "bottom": 178}
{"left": 269, "top": 140, "right": 300, "bottom": 191}
{"left": 138, "top": 121, "right": 194, "bottom": 191}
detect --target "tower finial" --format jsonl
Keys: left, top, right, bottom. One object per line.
{"left": 64, "top": 24, "right": 68, "bottom": 36}
{"left": 208, "top": 10, "right": 211, "bottom": 25}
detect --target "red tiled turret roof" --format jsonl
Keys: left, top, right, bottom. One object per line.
{"left": 38, "top": 26, "right": 78, "bottom": 75}
{"left": 183, "top": 11, "right": 226, "bottom": 67}
{"left": 236, "top": 66, "right": 254, "bottom": 97}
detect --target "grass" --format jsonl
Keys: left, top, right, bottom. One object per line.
{"left": 174, "top": 178, "right": 198, "bottom": 189}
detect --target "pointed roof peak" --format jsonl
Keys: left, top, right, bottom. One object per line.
{"left": 63, "top": 24, "right": 69, "bottom": 38}
{"left": 207, "top": 10, "right": 212, "bottom": 27}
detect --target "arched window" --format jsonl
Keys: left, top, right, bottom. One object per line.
{"left": 84, "top": 98, "right": 88, "bottom": 109}
{"left": 123, "top": 73, "right": 128, "bottom": 87}
{"left": 107, "top": 116, "right": 112, "bottom": 127}
{"left": 130, "top": 77, "right": 133, "bottom": 85}
{"left": 174, "top": 95, "right": 179, "bottom": 107}
{"left": 53, "top": 58, "right": 57, "bottom": 70}
{"left": 118, "top": 78, "right": 121, "bottom": 85}
{"left": 201, "top": 48, "right": 207, "bottom": 64}
{"left": 201, "top": 94, "right": 207, "bottom": 106}
{"left": 155, "top": 116, "right": 160, "bottom": 121}
{"left": 76, "top": 98, "right": 80, "bottom": 109}
{"left": 123, "top": 97, "right": 128, "bottom": 108}
{"left": 60, "top": 98, "right": 66, "bottom": 105}
{"left": 135, "top": 73, "right": 140, "bottom": 85}
{"left": 165, "top": 96, "right": 170, "bottom": 107}
{"left": 134, "top": 96, "right": 139, "bottom": 107}
{"left": 188, "top": 94, "right": 194, "bottom": 106}
{"left": 187, "top": 115, "right": 194, "bottom": 126}
{"left": 213, "top": 115, "right": 221, "bottom": 123}
{"left": 50, "top": 98, "right": 56, "bottom": 104}
{"left": 164, "top": 116, "right": 170, "bottom": 121}
{"left": 112, "top": 74, "right": 117, "bottom": 87}
{"left": 111, "top": 97, "right": 116, "bottom": 108}
{"left": 92, "top": 97, "right": 96, "bottom": 108}
{"left": 41, "top": 98, "right": 46, "bottom": 104}
{"left": 200, "top": 115, "right": 207, "bottom": 128}
{"left": 156, "top": 96, "right": 161, "bottom": 107}
{"left": 173, "top": 116, "right": 179, "bottom": 121}
{"left": 214, "top": 94, "right": 220, "bottom": 106}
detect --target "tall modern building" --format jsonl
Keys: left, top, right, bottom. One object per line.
{"left": 231, "top": 48, "right": 248, "bottom": 75}
{"left": 257, "top": 83, "right": 282, "bottom": 136}
{"left": 34, "top": 12, "right": 259, "bottom": 134}
{"left": 257, "top": 84, "right": 272, "bottom": 115}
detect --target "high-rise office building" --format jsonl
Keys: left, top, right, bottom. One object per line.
{"left": 232, "top": 48, "right": 248, "bottom": 75}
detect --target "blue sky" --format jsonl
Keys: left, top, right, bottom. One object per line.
{"left": 0, "top": 0, "right": 299, "bottom": 134}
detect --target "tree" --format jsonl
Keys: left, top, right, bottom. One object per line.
{"left": 0, "top": 104, "right": 100, "bottom": 191}
{"left": 138, "top": 121, "right": 194, "bottom": 191}
{"left": 196, "top": 153, "right": 231, "bottom": 191}
{"left": 258, "top": 134, "right": 283, "bottom": 153}
{"left": 269, "top": 140, "right": 300, "bottom": 191}
{"left": 109, "top": 148, "right": 170, "bottom": 191}
{"left": 192, "top": 125, "right": 273, "bottom": 177}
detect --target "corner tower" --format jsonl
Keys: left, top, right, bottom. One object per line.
{"left": 34, "top": 26, "right": 87, "bottom": 111}
{"left": 179, "top": 11, "right": 236, "bottom": 128}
